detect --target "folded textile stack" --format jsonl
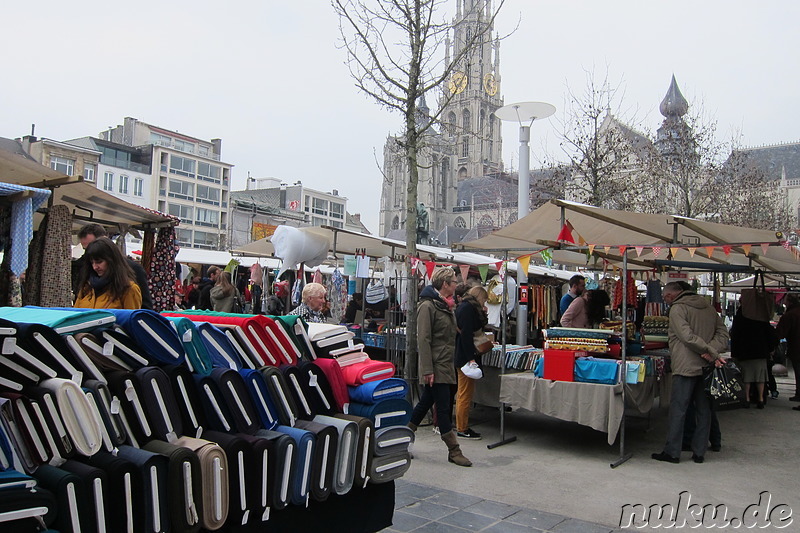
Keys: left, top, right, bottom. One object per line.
{"left": 0, "top": 305, "right": 406, "bottom": 531}
{"left": 543, "top": 327, "right": 613, "bottom": 353}
{"left": 641, "top": 315, "right": 670, "bottom": 343}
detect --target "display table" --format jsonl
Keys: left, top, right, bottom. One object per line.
{"left": 499, "top": 373, "right": 667, "bottom": 445}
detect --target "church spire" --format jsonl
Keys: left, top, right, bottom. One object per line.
{"left": 659, "top": 74, "right": 689, "bottom": 118}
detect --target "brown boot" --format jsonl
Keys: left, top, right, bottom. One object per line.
{"left": 441, "top": 430, "right": 472, "bottom": 467}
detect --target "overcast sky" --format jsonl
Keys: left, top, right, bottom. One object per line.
{"left": 2, "top": 1, "right": 797, "bottom": 235}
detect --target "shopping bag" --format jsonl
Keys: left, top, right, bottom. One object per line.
{"left": 473, "top": 332, "right": 494, "bottom": 355}
{"left": 740, "top": 271, "right": 775, "bottom": 322}
{"left": 704, "top": 362, "right": 746, "bottom": 411}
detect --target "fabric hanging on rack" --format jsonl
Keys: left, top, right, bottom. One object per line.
{"left": 644, "top": 279, "right": 664, "bottom": 317}
{"left": 612, "top": 272, "right": 637, "bottom": 309}
{"left": 250, "top": 263, "right": 264, "bottom": 286}
{"left": 146, "top": 226, "right": 178, "bottom": 312}
{"left": 312, "top": 269, "right": 323, "bottom": 285}
{"left": 356, "top": 255, "right": 370, "bottom": 278}
{"left": 328, "top": 268, "right": 347, "bottom": 322}
{"left": 24, "top": 204, "right": 72, "bottom": 308}
{"left": 140, "top": 229, "right": 155, "bottom": 276}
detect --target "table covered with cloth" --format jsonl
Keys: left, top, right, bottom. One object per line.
{"left": 499, "top": 373, "right": 668, "bottom": 445}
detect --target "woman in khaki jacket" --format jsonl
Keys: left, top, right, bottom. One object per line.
{"left": 407, "top": 267, "right": 471, "bottom": 467}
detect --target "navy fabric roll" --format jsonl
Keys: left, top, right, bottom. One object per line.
{"left": 197, "top": 322, "right": 246, "bottom": 370}
{"left": 115, "top": 445, "right": 170, "bottom": 533}
{"left": 80, "top": 450, "right": 143, "bottom": 533}
{"left": 348, "top": 377, "right": 409, "bottom": 405}
{"left": 24, "top": 385, "right": 77, "bottom": 459}
{"left": 208, "top": 368, "right": 261, "bottom": 435}
{"left": 105, "top": 370, "right": 154, "bottom": 446}
{"left": 106, "top": 309, "right": 185, "bottom": 365}
{"left": 293, "top": 419, "right": 338, "bottom": 502}
{"left": 163, "top": 365, "right": 207, "bottom": 439}
{"left": 235, "top": 432, "right": 275, "bottom": 522}
{"left": 13, "top": 323, "right": 83, "bottom": 382}
{"left": 98, "top": 328, "right": 151, "bottom": 369}
{"left": 274, "top": 424, "right": 315, "bottom": 506}
{"left": 81, "top": 379, "right": 127, "bottom": 448}
{"left": 260, "top": 366, "right": 299, "bottom": 427}
{"left": 239, "top": 369, "right": 280, "bottom": 430}
{"left": 347, "top": 398, "right": 412, "bottom": 430}
{"left": 297, "top": 360, "right": 337, "bottom": 416}
{"left": 280, "top": 364, "right": 316, "bottom": 420}
{"left": 0, "top": 470, "right": 57, "bottom": 533}
{"left": 142, "top": 439, "right": 203, "bottom": 533}
{"left": 165, "top": 317, "right": 214, "bottom": 376}
{"left": 134, "top": 366, "right": 184, "bottom": 442}
{"left": 252, "top": 429, "right": 295, "bottom": 511}
{"left": 59, "top": 459, "right": 108, "bottom": 533}
{"left": 32, "top": 464, "right": 91, "bottom": 533}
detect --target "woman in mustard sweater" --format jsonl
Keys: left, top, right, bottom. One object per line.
{"left": 74, "top": 237, "right": 142, "bottom": 309}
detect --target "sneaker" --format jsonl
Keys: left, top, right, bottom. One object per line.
{"left": 457, "top": 428, "right": 482, "bottom": 440}
{"left": 651, "top": 452, "right": 679, "bottom": 464}
{"left": 692, "top": 454, "right": 704, "bottom": 464}
{"left": 770, "top": 391, "right": 779, "bottom": 399}
{"left": 461, "top": 361, "right": 483, "bottom": 380}
{"left": 432, "top": 426, "right": 441, "bottom": 435}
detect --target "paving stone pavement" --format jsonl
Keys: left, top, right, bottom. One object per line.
{"left": 381, "top": 480, "right": 623, "bottom": 533}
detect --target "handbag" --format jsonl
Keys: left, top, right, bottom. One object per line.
{"left": 704, "top": 361, "right": 746, "bottom": 411}
{"left": 473, "top": 331, "right": 494, "bottom": 355}
{"left": 740, "top": 271, "right": 775, "bottom": 322}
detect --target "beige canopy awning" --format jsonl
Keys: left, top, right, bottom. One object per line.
{"left": 455, "top": 199, "right": 800, "bottom": 274}
{"left": 0, "top": 146, "right": 176, "bottom": 231}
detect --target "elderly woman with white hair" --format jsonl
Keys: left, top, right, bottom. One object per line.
{"left": 288, "top": 282, "right": 328, "bottom": 323}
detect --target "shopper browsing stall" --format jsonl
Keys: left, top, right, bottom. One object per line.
{"left": 288, "top": 282, "right": 328, "bottom": 323}
{"left": 74, "top": 237, "right": 142, "bottom": 309}
{"left": 560, "top": 289, "right": 610, "bottom": 328}
{"left": 454, "top": 285, "right": 489, "bottom": 440}
{"left": 559, "top": 274, "right": 586, "bottom": 316}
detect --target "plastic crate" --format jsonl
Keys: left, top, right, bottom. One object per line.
{"left": 363, "top": 332, "right": 386, "bottom": 348}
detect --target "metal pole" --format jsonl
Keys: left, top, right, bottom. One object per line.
{"left": 515, "top": 124, "right": 531, "bottom": 346}
{"left": 611, "top": 250, "right": 633, "bottom": 468}
{"left": 489, "top": 254, "right": 517, "bottom": 449}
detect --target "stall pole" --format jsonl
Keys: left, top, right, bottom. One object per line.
{"left": 488, "top": 253, "right": 517, "bottom": 449}
{"left": 611, "top": 249, "right": 633, "bottom": 468}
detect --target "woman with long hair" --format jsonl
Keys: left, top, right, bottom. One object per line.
{"left": 75, "top": 237, "right": 142, "bottom": 309}
{"left": 560, "top": 289, "right": 610, "bottom": 328}
{"left": 454, "top": 285, "right": 489, "bottom": 440}
{"left": 211, "top": 270, "right": 239, "bottom": 312}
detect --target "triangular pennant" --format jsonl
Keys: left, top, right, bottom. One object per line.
{"left": 495, "top": 260, "right": 504, "bottom": 272}
{"left": 742, "top": 244, "right": 752, "bottom": 256}
{"left": 459, "top": 264, "right": 470, "bottom": 281}
{"left": 478, "top": 264, "right": 489, "bottom": 283}
{"left": 498, "top": 261, "right": 507, "bottom": 281}
{"left": 578, "top": 233, "right": 586, "bottom": 246}
{"left": 588, "top": 244, "right": 596, "bottom": 256}
{"left": 612, "top": 264, "right": 619, "bottom": 274}
{"left": 540, "top": 248, "right": 553, "bottom": 266}
{"left": 424, "top": 260, "right": 437, "bottom": 280}
{"left": 652, "top": 246, "right": 662, "bottom": 258}
{"left": 634, "top": 246, "right": 644, "bottom": 257}
{"left": 556, "top": 221, "right": 576, "bottom": 244}
{"left": 517, "top": 255, "right": 531, "bottom": 275}
{"left": 603, "top": 246, "right": 611, "bottom": 255}
{"left": 722, "top": 245, "right": 732, "bottom": 256}
{"left": 670, "top": 247, "right": 679, "bottom": 259}
{"left": 619, "top": 245, "right": 628, "bottom": 255}
{"left": 760, "top": 243, "right": 770, "bottom": 255}
{"left": 688, "top": 247, "right": 697, "bottom": 257}
{"left": 705, "top": 246, "right": 715, "bottom": 258}
{"left": 409, "top": 256, "right": 420, "bottom": 272}
{"left": 783, "top": 240, "right": 792, "bottom": 250}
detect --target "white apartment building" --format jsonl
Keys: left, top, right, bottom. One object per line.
{"left": 101, "top": 117, "right": 233, "bottom": 250}
{"left": 251, "top": 178, "right": 349, "bottom": 229}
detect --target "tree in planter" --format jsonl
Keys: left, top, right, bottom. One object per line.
{"left": 333, "top": 0, "right": 505, "bottom": 380}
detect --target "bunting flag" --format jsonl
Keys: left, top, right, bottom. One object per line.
{"left": 760, "top": 243, "right": 770, "bottom": 255}
{"left": 588, "top": 244, "right": 596, "bottom": 256}
{"left": 634, "top": 246, "right": 644, "bottom": 257}
{"left": 417, "top": 261, "right": 427, "bottom": 279}
{"left": 603, "top": 246, "right": 611, "bottom": 255}
{"left": 782, "top": 240, "right": 792, "bottom": 250}
{"left": 688, "top": 247, "right": 697, "bottom": 257}
{"left": 424, "top": 260, "right": 437, "bottom": 280}
{"left": 577, "top": 233, "right": 586, "bottom": 246}
{"left": 705, "top": 246, "right": 715, "bottom": 258}
{"left": 556, "top": 220, "right": 576, "bottom": 244}
{"left": 722, "top": 245, "right": 732, "bottom": 256}
{"left": 540, "top": 248, "right": 553, "bottom": 266}
{"left": 517, "top": 255, "right": 531, "bottom": 275}
{"left": 670, "top": 247, "right": 680, "bottom": 259}
{"left": 652, "top": 246, "right": 662, "bottom": 258}
{"left": 409, "top": 256, "right": 420, "bottom": 272}
{"left": 459, "top": 264, "right": 470, "bottom": 281}
{"left": 618, "top": 245, "right": 628, "bottom": 255}
{"left": 742, "top": 244, "right": 752, "bottom": 256}
{"left": 478, "top": 264, "right": 489, "bottom": 282}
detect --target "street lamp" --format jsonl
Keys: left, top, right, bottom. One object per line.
{"left": 495, "top": 101, "right": 555, "bottom": 346}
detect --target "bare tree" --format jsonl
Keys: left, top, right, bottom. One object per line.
{"left": 333, "top": 0, "right": 504, "bottom": 380}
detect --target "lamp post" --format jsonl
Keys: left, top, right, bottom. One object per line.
{"left": 495, "top": 102, "right": 555, "bottom": 345}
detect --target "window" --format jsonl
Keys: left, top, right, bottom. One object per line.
{"left": 198, "top": 145, "right": 209, "bottom": 157}
{"left": 50, "top": 156, "right": 75, "bottom": 176}
{"left": 197, "top": 162, "right": 221, "bottom": 183}
{"left": 330, "top": 202, "right": 344, "bottom": 219}
{"left": 312, "top": 197, "right": 328, "bottom": 216}
{"left": 150, "top": 132, "right": 172, "bottom": 146}
{"left": 134, "top": 177, "right": 144, "bottom": 197}
{"left": 193, "top": 230, "right": 218, "bottom": 249}
{"left": 168, "top": 203, "right": 193, "bottom": 222}
{"left": 195, "top": 208, "right": 219, "bottom": 227}
{"left": 103, "top": 171, "right": 114, "bottom": 191}
{"left": 462, "top": 109, "right": 471, "bottom": 132}
{"left": 168, "top": 179, "right": 194, "bottom": 200}
{"left": 169, "top": 155, "right": 195, "bottom": 177}
{"left": 462, "top": 137, "right": 469, "bottom": 158}
{"left": 454, "top": 216, "right": 466, "bottom": 228}
{"left": 447, "top": 112, "right": 457, "bottom": 136}
{"left": 304, "top": 196, "right": 311, "bottom": 212}
{"left": 174, "top": 139, "right": 195, "bottom": 154}
{"left": 391, "top": 216, "right": 399, "bottom": 230}
{"left": 196, "top": 185, "right": 220, "bottom": 205}
{"left": 119, "top": 175, "right": 129, "bottom": 194}
{"left": 312, "top": 216, "right": 326, "bottom": 226}
{"left": 176, "top": 228, "right": 192, "bottom": 246}
{"left": 84, "top": 163, "right": 96, "bottom": 182}
{"left": 331, "top": 220, "right": 343, "bottom": 229}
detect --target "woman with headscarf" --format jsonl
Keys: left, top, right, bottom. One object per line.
{"left": 74, "top": 237, "right": 142, "bottom": 309}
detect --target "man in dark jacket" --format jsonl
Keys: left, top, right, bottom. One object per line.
{"left": 72, "top": 224, "right": 153, "bottom": 310}
{"left": 652, "top": 282, "right": 728, "bottom": 464}
{"left": 776, "top": 293, "right": 800, "bottom": 408}
{"left": 197, "top": 266, "right": 219, "bottom": 311}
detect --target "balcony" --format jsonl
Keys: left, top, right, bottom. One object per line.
{"left": 152, "top": 139, "right": 221, "bottom": 161}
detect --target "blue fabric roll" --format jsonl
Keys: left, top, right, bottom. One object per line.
{"left": 348, "top": 377, "right": 409, "bottom": 405}
{"left": 347, "top": 398, "right": 412, "bottom": 430}
{"left": 274, "top": 425, "right": 315, "bottom": 506}
{"left": 239, "top": 369, "right": 280, "bottom": 430}
{"left": 0, "top": 306, "right": 116, "bottom": 334}
{"left": 196, "top": 322, "right": 246, "bottom": 370}
{"left": 107, "top": 309, "right": 185, "bottom": 365}
{"left": 164, "top": 316, "right": 213, "bottom": 376}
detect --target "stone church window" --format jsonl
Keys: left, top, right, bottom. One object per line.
{"left": 478, "top": 215, "right": 493, "bottom": 227}
{"left": 454, "top": 216, "right": 466, "bottom": 228}
{"left": 391, "top": 216, "right": 399, "bottom": 230}
{"left": 462, "top": 109, "right": 471, "bottom": 132}
{"left": 461, "top": 137, "right": 469, "bottom": 158}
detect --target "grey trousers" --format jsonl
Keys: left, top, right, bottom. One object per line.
{"left": 663, "top": 374, "right": 712, "bottom": 458}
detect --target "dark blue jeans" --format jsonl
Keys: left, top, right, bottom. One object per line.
{"left": 410, "top": 383, "right": 453, "bottom": 435}
{"left": 683, "top": 401, "right": 721, "bottom": 448}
